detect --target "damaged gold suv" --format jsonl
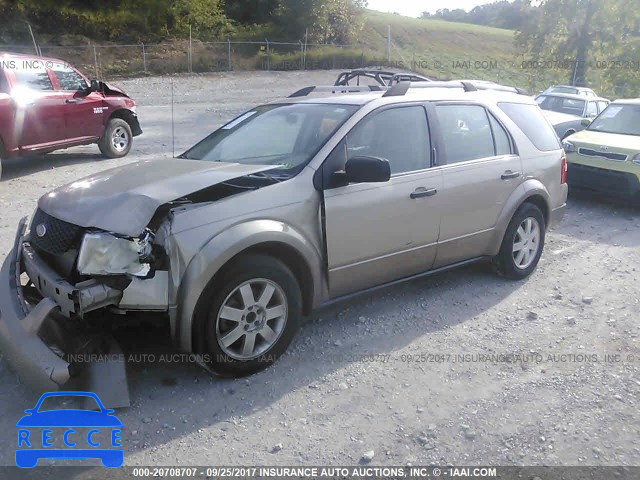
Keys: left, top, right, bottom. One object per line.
{"left": 0, "top": 81, "right": 567, "bottom": 405}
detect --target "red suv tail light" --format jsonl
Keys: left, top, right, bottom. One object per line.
{"left": 561, "top": 155, "right": 568, "bottom": 184}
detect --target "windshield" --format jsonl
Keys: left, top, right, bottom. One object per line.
{"left": 536, "top": 95, "right": 585, "bottom": 116}
{"left": 588, "top": 104, "right": 640, "bottom": 136}
{"left": 181, "top": 103, "right": 358, "bottom": 175}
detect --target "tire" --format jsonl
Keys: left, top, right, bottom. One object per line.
{"left": 98, "top": 118, "right": 132, "bottom": 158}
{"left": 202, "top": 254, "right": 302, "bottom": 377}
{"left": 493, "top": 203, "right": 546, "bottom": 279}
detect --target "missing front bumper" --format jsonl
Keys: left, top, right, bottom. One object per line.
{"left": 0, "top": 218, "right": 130, "bottom": 408}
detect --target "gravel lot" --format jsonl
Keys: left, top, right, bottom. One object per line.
{"left": 0, "top": 71, "right": 638, "bottom": 471}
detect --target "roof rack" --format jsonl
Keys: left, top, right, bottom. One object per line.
{"left": 288, "top": 85, "right": 385, "bottom": 98}
{"left": 383, "top": 80, "right": 529, "bottom": 97}
{"left": 334, "top": 68, "right": 432, "bottom": 87}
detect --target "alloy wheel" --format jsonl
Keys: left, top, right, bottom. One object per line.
{"left": 512, "top": 216, "right": 541, "bottom": 270}
{"left": 111, "top": 126, "right": 130, "bottom": 152}
{"left": 215, "top": 278, "right": 288, "bottom": 360}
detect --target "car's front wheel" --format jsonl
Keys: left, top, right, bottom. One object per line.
{"left": 202, "top": 254, "right": 302, "bottom": 377}
{"left": 98, "top": 118, "right": 132, "bottom": 158}
{"left": 493, "top": 202, "right": 546, "bottom": 279}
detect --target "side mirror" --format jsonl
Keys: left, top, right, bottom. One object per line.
{"left": 90, "top": 79, "right": 100, "bottom": 92}
{"left": 581, "top": 118, "right": 592, "bottom": 126}
{"left": 344, "top": 156, "right": 391, "bottom": 183}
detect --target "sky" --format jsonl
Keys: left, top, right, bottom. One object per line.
{"left": 366, "top": 0, "right": 505, "bottom": 17}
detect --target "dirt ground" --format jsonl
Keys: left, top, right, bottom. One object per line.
{"left": 0, "top": 71, "right": 638, "bottom": 471}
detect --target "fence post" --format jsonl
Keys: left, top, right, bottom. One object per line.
{"left": 92, "top": 44, "right": 98, "bottom": 78}
{"left": 227, "top": 38, "right": 232, "bottom": 71}
{"left": 141, "top": 43, "right": 147, "bottom": 73}
{"left": 265, "top": 38, "right": 270, "bottom": 71}
{"left": 300, "top": 41, "right": 304, "bottom": 70}
{"left": 188, "top": 25, "right": 193, "bottom": 73}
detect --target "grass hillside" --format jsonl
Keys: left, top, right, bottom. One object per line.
{"left": 1, "top": 7, "right": 564, "bottom": 92}
{"left": 358, "top": 10, "right": 557, "bottom": 92}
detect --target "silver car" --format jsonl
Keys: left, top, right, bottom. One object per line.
{"left": 0, "top": 81, "right": 567, "bottom": 403}
{"left": 535, "top": 92, "right": 610, "bottom": 140}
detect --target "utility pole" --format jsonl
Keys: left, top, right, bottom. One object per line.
{"left": 24, "top": 22, "right": 39, "bottom": 56}
{"left": 304, "top": 28, "right": 308, "bottom": 70}
{"left": 188, "top": 24, "right": 193, "bottom": 73}
{"left": 387, "top": 25, "right": 391, "bottom": 64}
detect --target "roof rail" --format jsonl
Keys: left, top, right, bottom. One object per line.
{"left": 383, "top": 80, "right": 528, "bottom": 97}
{"left": 289, "top": 85, "right": 385, "bottom": 98}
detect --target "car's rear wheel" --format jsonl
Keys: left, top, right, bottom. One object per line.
{"left": 493, "top": 202, "right": 545, "bottom": 279}
{"left": 202, "top": 254, "right": 302, "bottom": 377}
{"left": 98, "top": 118, "right": 132, "bottom": 158}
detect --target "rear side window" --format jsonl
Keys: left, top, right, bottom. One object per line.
{"left": 585, "top": 101, "right": 598, "bottom": 117}
{"left": 14, "top": 67, "right": 53, "bottom": 91}
{"left": 435, "top": 104, "right": 496, "bottom": 163}
{"left": 498, "top": 102, "right": 561, "bottom": 152}
{"left": 51, "top": 62, "right": 87, "bottom": 91}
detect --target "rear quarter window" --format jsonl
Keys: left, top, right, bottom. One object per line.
{"left": 0, "top": 70, "right": 8, "bottom": 93}
{"left": 498, "top": 102, "right": 561, "bottom": 152}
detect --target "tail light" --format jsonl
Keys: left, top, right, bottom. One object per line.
{"left": 561, "top": 155, "right": 568, "bottom": 184}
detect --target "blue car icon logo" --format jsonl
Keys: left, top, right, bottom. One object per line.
{"left": 15, "top": 391, "right": 123, "bottom": 468}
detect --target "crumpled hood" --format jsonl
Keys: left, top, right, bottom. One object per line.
{"left": 542, "top": 110, "right": 581, "bottom": 125}
{"left": 100, "top": 81, "right": 129, "bottom": 98}
{"left": 38, "top": 159, "right": 275, "bottom": 236}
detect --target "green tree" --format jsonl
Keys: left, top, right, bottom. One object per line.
{"left": 171, "top": 0, "right": 233, "bottom": 39}
{"left": 274, "top": 0, "right": 365, "bottom": 43}
{"left": 516, "top": 0, "right": 639, "bottom": 88}
{"left": 224, "top": 0, "right": 280, "bottom": 25}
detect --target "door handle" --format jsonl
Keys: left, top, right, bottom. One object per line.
{"left": 65, "top": 99, "right": 79, "bottom": 104}
{"left": 410, "top": 188, "right": 437, "bottom": 199}
{"left": 501, "top": 170, "right": 521, "bottom": 180}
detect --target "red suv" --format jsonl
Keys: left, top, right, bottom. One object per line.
{"left": 0, "top": 53, "right": 141, "bottom": 175}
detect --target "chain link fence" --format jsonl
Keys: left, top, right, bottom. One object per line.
{"left": 1, "top": 39, "right": 572, "bottom": 93}
{"left": 1, "top": 40, "right": 373, "bottom": 77}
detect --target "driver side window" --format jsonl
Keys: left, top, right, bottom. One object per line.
{"left": 51, "top": 63, "right": 87, "bottom": 91}
{"left": 346, "top": 105, "right": 431, "bottom": 175}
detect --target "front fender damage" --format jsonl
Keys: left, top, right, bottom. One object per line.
{"left": 0, "top": 218, "right": 130, "bottom": 408}
{"left": 1, "top": 167, "right": 286, "bottom": 406}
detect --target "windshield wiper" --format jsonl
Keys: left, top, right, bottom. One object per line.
{"left": 247, "top": 171, "right": 290, "bottom": 183}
